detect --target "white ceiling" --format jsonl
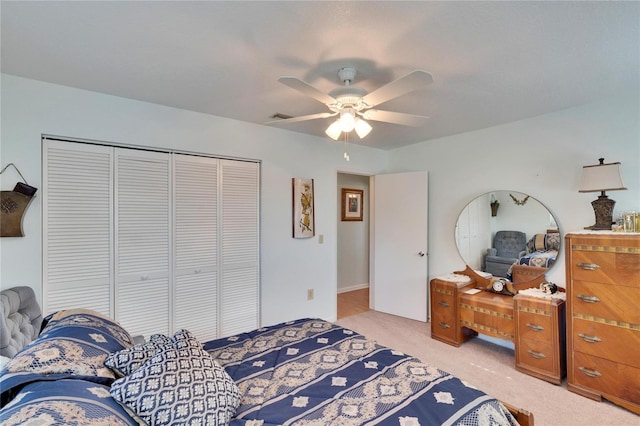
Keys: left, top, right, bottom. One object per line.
{"left": 2, "top": 1, "right": 638, "bottom": 150}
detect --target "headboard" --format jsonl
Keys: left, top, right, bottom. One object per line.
{"left": 0, "top": 286, "right": 43, "bottom": 358}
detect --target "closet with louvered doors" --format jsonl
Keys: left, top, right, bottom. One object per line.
{"left": 43, "top": 138, "right": 260, "bottom": 341}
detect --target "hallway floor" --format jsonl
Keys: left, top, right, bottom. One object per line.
{"left": 337, "top": 288, "right": 370, "bottom": 319}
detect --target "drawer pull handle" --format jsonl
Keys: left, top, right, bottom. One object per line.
{"left": 576, "top": 262, "right": 600, "bottom": 271}
{"left": 438, "top": 322, "right": 450, "bottom": 329}
{"left": 578, "top": 333, "right": 601, "bottom": 343}
{"left": 576, "top": 294, "right": 600, "bottom": 303}
{"left": 578, "top": 366, "right": 602, "bottom": 378}
{"left": 438, "top": 300, "right": 450, "bottom": 308}
{"left": 526, "top": 323, "right": 544, "bottom": 332}
{"left": 527, "top": 350, "right": 546, "bottom": 359}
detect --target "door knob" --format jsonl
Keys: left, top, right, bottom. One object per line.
{"left": 418, "top": 251, "right": 425, "bottom": 257}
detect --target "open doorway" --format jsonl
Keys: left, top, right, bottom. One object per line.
{"left": 337, "top": 172, "right": 370, "bottom": 319}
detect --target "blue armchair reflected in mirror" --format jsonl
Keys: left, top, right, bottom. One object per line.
{"left": 484, "top": 231, "right": 527, "bottom": 277}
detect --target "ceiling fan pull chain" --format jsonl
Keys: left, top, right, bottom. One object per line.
{"left": 343, "top": 133, "right": 350, "bottom": 161}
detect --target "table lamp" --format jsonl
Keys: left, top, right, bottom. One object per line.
{"left": 578, "top": 158, "right": 627, "bottom": 230}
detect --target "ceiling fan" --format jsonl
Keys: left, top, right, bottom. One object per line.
{"left": 266, "top": 67, "right": 433, "bottom": 140}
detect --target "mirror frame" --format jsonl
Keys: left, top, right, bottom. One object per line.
{"left": 454, "top": 191, "right": 560, "bottom": 289}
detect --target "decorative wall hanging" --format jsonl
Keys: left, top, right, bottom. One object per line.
{"left": 1, "top": 163, "right": 38, "bottom": 237}
{"left": 341, "top": 188, "right": 364, "bottom": 221}
{"left": 292, "top": 178, "right": 315, "bottom": 238}
{"left": 510, "top": 193, "right": 530, "bottom": 206}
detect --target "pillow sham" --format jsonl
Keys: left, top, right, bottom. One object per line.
{"left": 2, "top": 309, "right": 134, "bottom": 380}
{"left": 105, "top": 333, "right": 170, "bottom": 377}
{"left": 110, "top": 329, "right": 241, "bottom": 425}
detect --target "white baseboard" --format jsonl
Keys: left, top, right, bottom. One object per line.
{"left": 337, "top": 283, "right": 369, "bottom": 294}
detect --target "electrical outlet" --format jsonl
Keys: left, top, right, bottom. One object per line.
{"left": 307, "top": 288, "right": 314, "bottom": 300}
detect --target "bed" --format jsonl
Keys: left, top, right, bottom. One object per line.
{"left": 516, "top": 233, "right": 559, "bottom": 269}
{"left": 1, "top": 287, "right": 530, "bottom": 425}
{"left": 507, "top": 233, "right": 559, "bottom": 281}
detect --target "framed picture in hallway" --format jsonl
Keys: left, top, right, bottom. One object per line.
{"left": 341, "top": 188, "right": 363, "bottom": 221}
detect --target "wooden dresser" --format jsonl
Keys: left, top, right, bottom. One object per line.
{"left": 565, "top": 232, "right": 640, "bottom": 414}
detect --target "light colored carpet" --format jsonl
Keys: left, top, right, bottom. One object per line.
{"left": 336, "top": 310, "right": 638, "bottom": 426}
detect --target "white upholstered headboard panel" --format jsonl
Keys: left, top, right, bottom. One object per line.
{"left": 0, "top": 286, "right": 43, "bottom": 358}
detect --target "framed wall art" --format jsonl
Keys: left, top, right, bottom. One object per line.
{"left": 341, "top": 188, "right": 363, "bottom": 221}
{"left": 292, "top": 178, "right": 315, "bottom": 238}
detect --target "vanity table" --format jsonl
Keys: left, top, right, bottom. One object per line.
{"left": 443, "top": 190, "right": 567, "bottom": 384}
{"left": 430, "top": 269, "right": 566, "bottom": 384}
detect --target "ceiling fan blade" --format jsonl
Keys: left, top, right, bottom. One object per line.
{"left": 278, "top": 77, "right": 337, "bottom": 105}
{"left": 361, "top": 70, "right": 433, "bottom": 107}
{"left": 360, "top": 109, "right": 429, "bottom": 127}
{"left": 265, "top": 112, "right": 336, "bottom": 125}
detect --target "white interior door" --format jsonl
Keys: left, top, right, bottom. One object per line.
{"left": 372, "top": 171, "right": 428, "bottom": 322}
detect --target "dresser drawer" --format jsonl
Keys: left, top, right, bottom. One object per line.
{"left": 517, "top": 338, "right": 555, "bottom": 372}
{"left": 572, "top": 318, "right": 640, "bottom": 367}
{"left": 571, "top": 281, "right": 640, "bottom": 324}
{"left": 570, "top": 248, "right": 639, "bottom": 288}
{"left": 572, "top": 351, "right": 640, "bottom": 405}
{"left": 517, "top": 309, "right": 553, "bottom": 342}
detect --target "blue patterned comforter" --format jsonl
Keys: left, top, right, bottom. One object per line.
{"left": 516, "top": 250, "right": 557, "bottom": 268}
{"left": 204, "top": 318, "right": 518, "bottom": 426}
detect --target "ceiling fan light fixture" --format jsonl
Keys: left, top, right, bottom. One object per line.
{"left": 339, "top": 109, "right": 356, "bottom": 132}
{"left": 325, "top": 120, "right": 342, "bottom": 140}
{"left": 354, "top": 118, "right": 372, "bottom": 139}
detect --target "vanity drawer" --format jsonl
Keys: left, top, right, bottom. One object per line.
{"left": 432, "top": 287, "right": 455, "bottom": 313}
{"left": 431, "top": 310, "right": 456, "bottom": 341}
{"left": 517, "top": 309, "right": 553, "bottom": 342}
{"left": 571, "top": 351, "right": 640, "bottom": 405}
{"left": 572, "top": 318, "right": 640, "bottom": 367}
{"left": 517, "top": 338, "right": 555, "bottom": 372}
{"left": 571, "top": 281, "right": 640, "bottom": 324}
{"left": 459, "top": 292, "right": 515, "bottom": 341}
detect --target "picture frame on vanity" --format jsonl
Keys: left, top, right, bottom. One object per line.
{"left": 341, "top": 188, "right": 363, "bottom": 221}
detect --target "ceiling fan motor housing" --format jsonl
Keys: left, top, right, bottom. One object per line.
{"left": 337, "top": 67, "right": 357, "bottom": 84}
{"left": 328, "top": 86, "right": 369, "bottom": 111}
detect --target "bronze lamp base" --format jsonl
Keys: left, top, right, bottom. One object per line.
{"left": 585, "top": 193, "right": 615, "bottom": 230}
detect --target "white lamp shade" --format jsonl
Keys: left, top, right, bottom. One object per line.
{"left": 354, "top": 118, "right": 372, "bottom": 139}
{"left": 339, "top": 110, "right": 356, "bottom": 132}
{"left": 578, "top": 162, "right": 627, "bottom": 192}
{"left": 325, "top": 120, "right": 342, "bottom": 140}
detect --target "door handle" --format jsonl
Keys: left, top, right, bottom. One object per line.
{"left": 418, "top": 251, "right": 425, "bottom": 257}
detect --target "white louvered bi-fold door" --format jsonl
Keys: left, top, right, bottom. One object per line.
{"left": 173, "top": 155, "right": 219, "bottom": 342}
{"left": 44, "top": 140, "right": 260, "bottom": 340}
{"left": 220, "top": 160, "right": 260, "bottom": 336}
{"left": 115, "top": 149, "right": 171, "bottom": 337}
{"left": 43, "top": 140, "right": 114, "bottom": 316}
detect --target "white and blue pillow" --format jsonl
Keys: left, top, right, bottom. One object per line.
{"left": 109, "top": 329, "right": 241, "bottom": 425}
{"left": 104, "top": 333, "right": 170, "bottom": 377}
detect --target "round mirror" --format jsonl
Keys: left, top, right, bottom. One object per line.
{"left": 455, "top": 191, "right": 560, "bottom": 285}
